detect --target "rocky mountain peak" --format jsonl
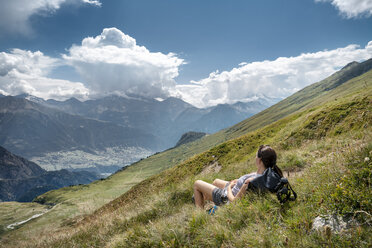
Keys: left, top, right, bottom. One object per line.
{"left": 341, "top": 61, "right": 359, "bottom": 70}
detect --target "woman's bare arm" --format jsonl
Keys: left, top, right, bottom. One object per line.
{"left": 227, "top": 178, "right": 253, "bottom": 202}
{"left": 226, "top": 179, "right": 237, "bottom": 201}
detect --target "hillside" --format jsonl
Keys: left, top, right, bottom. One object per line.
{"left": 0, "top": 147, "right": 99, "bottom": 202}
{"left": 0, "top": 169, "right": 99, "bottom": 202}
{"left": 0, "top": 146, "right": 45, "bottom": 180}
{"left": 175, "top": 132, "right": 207, "bottom": 147}
{"left": 0, "top": 60, "right": 371, "bottom": 246}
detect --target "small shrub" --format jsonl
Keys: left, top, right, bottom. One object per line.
{"left": 329, "top": 145, "right": 372, "bottom": 219}
{"left": 281, "top": 153, "right": 306, "bottom": 170}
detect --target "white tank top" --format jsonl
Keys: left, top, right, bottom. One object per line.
{"left": 231, "top": 172, "right": 261, "bottom": 196}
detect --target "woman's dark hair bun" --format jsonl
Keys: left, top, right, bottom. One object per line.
{"left": 257, "top": 145, "right": 283, "bottom": 177}
{"left": 257, "top": 145, "right": 276, "bottom": 167}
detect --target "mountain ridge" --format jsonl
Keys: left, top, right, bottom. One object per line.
{"left": 175, "top": 131, "right": 207, "bottom": 147}
{"left": 0, "top": 146, "right": 45, "bottom": 180}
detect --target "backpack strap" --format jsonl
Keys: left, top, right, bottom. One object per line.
{"left": 276, "top": 178, "right": 297, "bottom": 203}
{"left": 288, "top": 182, "right": 297, "bottom": 201}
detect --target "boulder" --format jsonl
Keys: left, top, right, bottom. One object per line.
{"left": 312, "top": 214, "right": 356, "bottom": 234}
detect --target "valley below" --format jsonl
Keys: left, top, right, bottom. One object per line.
{"left": 30, "top": 146, "right": 153, "bottom": 175}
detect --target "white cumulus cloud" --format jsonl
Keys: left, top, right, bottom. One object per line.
{"left": 81, "top": 0, "right": 101, "bottom": 6}
{"left": 0, "top": 49, "right": 89, "bottom": 100}
{"left": 1, "top": 29, "right": 371, "bottom": 108}
{"left": 0, "top": 0, "right": 101, "bottom": 36}
{"left": 63, "top": 28, "right": 185, "bottom": 98}
{"left": 172, "top": 41, "right": 372, "bottom": 108}
{"left": 316, "top": 0, "right": 372, "bottom": 18}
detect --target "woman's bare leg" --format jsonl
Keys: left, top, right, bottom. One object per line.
{"left": 213, "top": 179, "right": 229, "bottom": 189}
{"left": 193, "top": 180, "right": 217, "bottom": 209}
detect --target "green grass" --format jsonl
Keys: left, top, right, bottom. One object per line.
{"left": 1, "top": 65, "right": 371, "bottom": 247}
{"left": 0, "top": 202, "right": 50, "bottom": 236}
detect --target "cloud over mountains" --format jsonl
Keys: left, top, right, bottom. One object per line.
{"left": 0, "top": 27, "right": 371, "bottom": 107}
{"left": 175, "top": 41, "right": 372, "bottom": 107}
{"left": 0, "top": 49, "right": 89, "bottom": 99}
{"left": 63, "top": 28, "right": 185, "bottom": 98}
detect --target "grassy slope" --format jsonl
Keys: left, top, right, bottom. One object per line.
{"left": 0, "top": 202, "right": 50, "bottom": 235}
{"left": 1, "top": 66, "right": 371, "bottom": 247}
{"left": 0, "top": 65, "right": 371, "bottom": 246}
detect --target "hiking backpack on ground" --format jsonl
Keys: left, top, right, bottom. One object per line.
{"left": 248, "top": 167, "right": 297, "bottom": 204}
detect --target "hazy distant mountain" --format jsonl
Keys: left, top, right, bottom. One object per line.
{"left": 41, "top": 95, "right": 196, "bottom": 147}
{"left": 31, "top": 94, "right": 276, "bottom": 148}
{"left": 176, "top": 100, "right": 271, "bottom": 134}
{"left": 0, "top": 146, "right": 99, "bottom": 202}
{"left": 14, "top": 93, "right": 47, "bottom": 105}
{"left": 0, "top": 96, "right": 159, "bottom": 158}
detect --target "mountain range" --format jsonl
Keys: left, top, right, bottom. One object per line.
{"left": 20, "top": 93, "right": 276, "bottom": 147}
{"left": 0, "top": 92, "right": 276, "bottom": 171}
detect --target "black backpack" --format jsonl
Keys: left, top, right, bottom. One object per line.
{"left": 248, "top": 167, "right": 297, "bottom": 204}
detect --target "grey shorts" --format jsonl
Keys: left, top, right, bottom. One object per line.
{"left": 212, "top": 183, "right": 229, "bottom": 206}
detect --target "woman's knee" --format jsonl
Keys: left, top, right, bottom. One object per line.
{"left": 212, "top": 179, "right": 220, "bottom": 186}
{"left": 194, "top": 180, "right": 204, "bottom": 189}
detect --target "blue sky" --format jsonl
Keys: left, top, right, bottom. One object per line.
{"left": 0, "top": 0, "right": 371, "bottom": 107}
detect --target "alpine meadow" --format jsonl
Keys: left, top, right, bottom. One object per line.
{"left": 1, "top": 1, "right": 372, "bottom": 247}
{"left": 0, "top": 57, "right": 371, "bottom": 247}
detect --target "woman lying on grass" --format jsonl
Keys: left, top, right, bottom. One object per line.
{"left": 193, "top": 145, "right": 283, "bottom": 208}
